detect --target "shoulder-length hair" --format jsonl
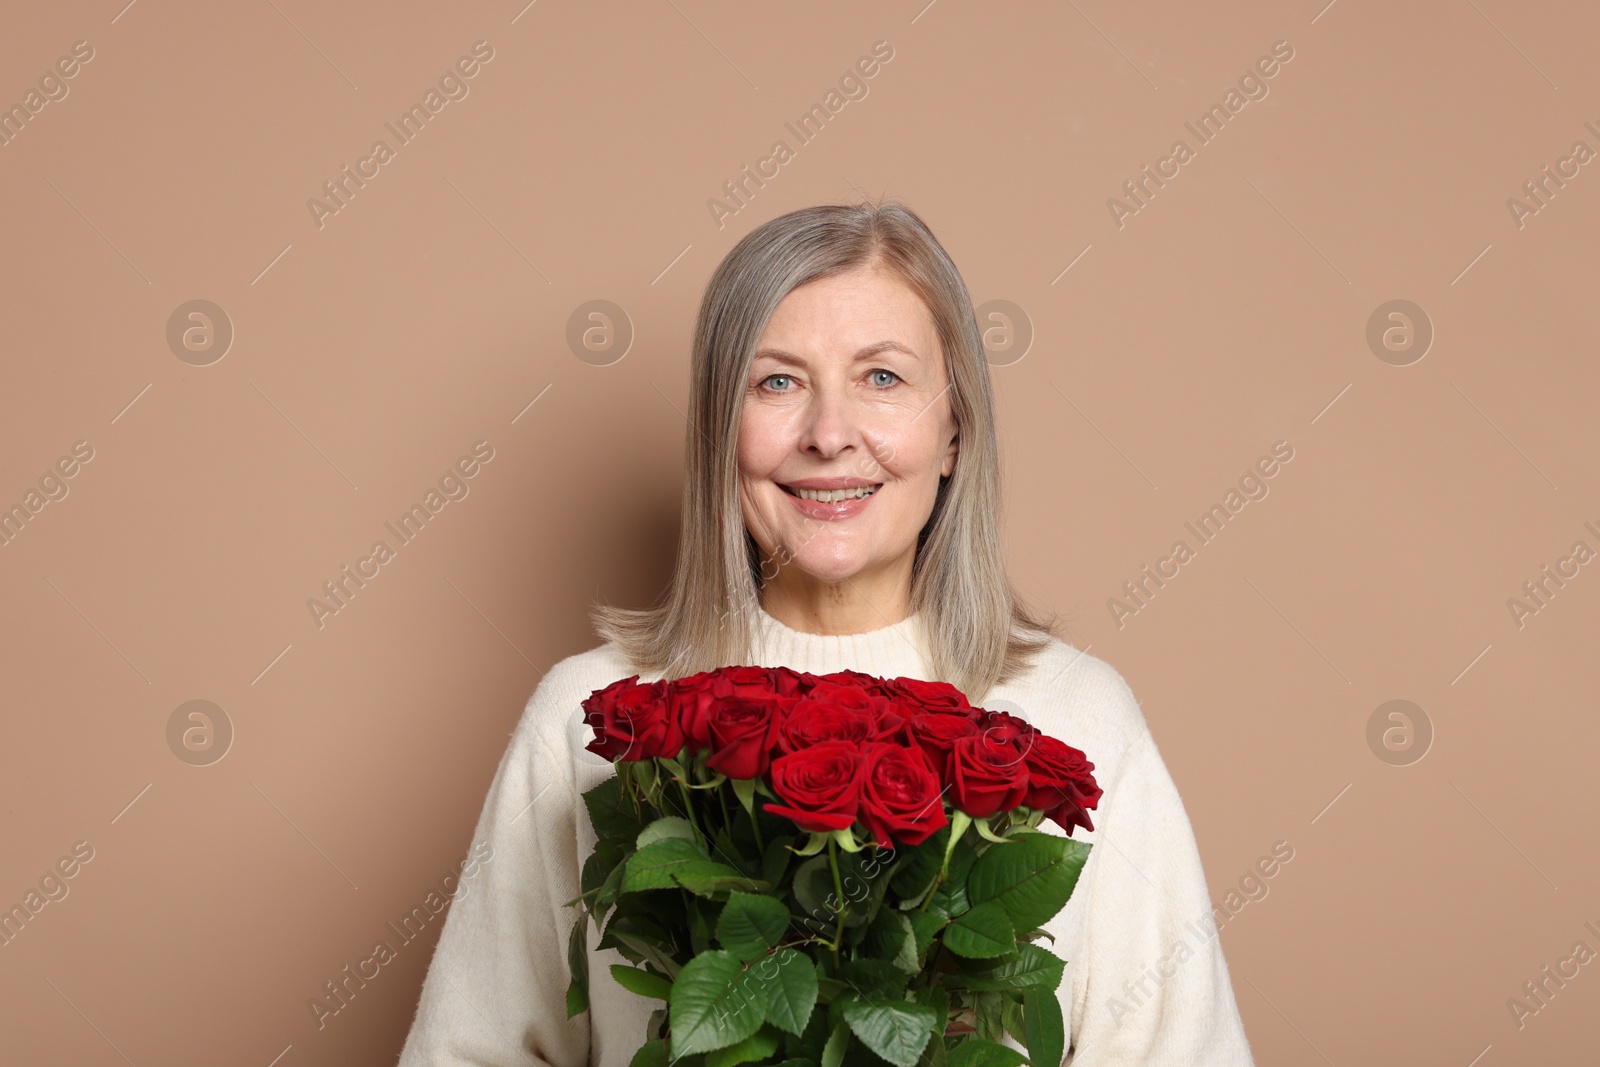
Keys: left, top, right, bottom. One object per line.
{"left": 589, "top": 198, "right": 1061, "bottom": 703}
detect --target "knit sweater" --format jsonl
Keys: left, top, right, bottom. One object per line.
{"left": 396, "top": 607, "right": 1255, "bottom": 1066}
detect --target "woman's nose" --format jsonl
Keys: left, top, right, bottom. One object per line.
{"left": 796, "top": 383, "right": 859, "bottom": 458}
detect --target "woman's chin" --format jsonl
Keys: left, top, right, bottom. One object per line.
{"left": 782, "top": 553, "right": 876, "bottom": 585}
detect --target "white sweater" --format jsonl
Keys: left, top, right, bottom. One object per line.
{"left": 396, "top": 607, "right": 1255, "bottom": 1066}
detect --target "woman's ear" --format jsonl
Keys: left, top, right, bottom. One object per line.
{"left": 941, "top": 431, "right": 959, "bottom": 478}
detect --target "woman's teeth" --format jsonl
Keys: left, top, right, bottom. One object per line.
{"left": 785, "top": 485, "right": 879, "bottom": 502}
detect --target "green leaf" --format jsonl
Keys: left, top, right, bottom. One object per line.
{"left": 930, "top": 838, "right": 978, "bottom": 918}
{"left": 623, "top": 838, "right": 746, "bottom": 895}
{"left": 821, "top": 1020, "right": 850, "bottom": 1067}
{"left": 1022, "top": 988, "right": 1064, "bottom": 1067}
{"left": 608, "top": 930, "right": 682, "bottom": 980}
{"left": 787, "top": 995, "right": 830, "bottom": 1061}
{"left": 862, "top": 908, "right": 919, "bottom": 974}
{"left": 668, "top": 951, "right": 768, "bottom": 1058}
{"left": 637, "top": 815, "right": 697, "bottom": 849}
{"left": 890, "top": 823, "right": 948, "bottom": 901}
{"left": 907, "top": 910, "right": 947, "bottom": 963}
{"left": 840, "top": 998, "right": 940, "bottom": 1067}
{"left": 966, "top": 833, "right": 1089, "bottom": 934}
{"left": 942, "top": 900, "right": 1015, "bottom": 959}
{"left": 1001, "top": 996, "right": 1025, "bottom": 1047}
{"left": 756, "top": 948, "right": 818, "bottom": 1035}
{"left": 596, "top": 858, "right": 629, "bottom": 915}
{"left": 582, "top": 836, "right": 630, "bottom": 895}
{"left": 717, "top": 892, "right": 792, "bottom": 959}
{"left": 705, "top": 1025, "right": 781, "bottom": 1067}
{"left": 584, "top": 775, "right": 642, "bottom": 841}
{"left": 973, "top": 991, "right": 1004, "bottom": 1042}
{"left": 762, "top": 834, "right": 797, "bottom": 887}
{"left": 610, "top": 964, "right": 672, "bottom": 1001}
{"left": 792, "top": 855, "right": 839, "bottom": 933}
{"left": 688, "top": 895, "right": 715, "bottom": 955}
{"left": 947, "top": 1038, "right": 1027, "bottom": 1067}
{"left": 629, "top": 1037, "right": 668, "bottom": 1067}
{"left": 915, "top": 985, "right": 950, "bottom": 1067}
{"left": 732, "top": 776, "right": 757, "bottom": 816}
{"left": 837, "top": 957, "right": 911, "bottom": 999}
{"left": 956, "top": 944, "right": 1066, "bottom": 991}
{"left": 677, "top": 868, "right": 769, "bottom": 898}
{"left": 565, "top": 915, "right": 589, "bottom": 1017}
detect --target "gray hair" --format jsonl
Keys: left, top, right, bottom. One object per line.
{"left": 589, "top": 198, "right": 1061, "bottom": 703}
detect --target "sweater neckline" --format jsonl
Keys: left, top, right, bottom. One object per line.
{"left": 750, "top": 603, "right": 932, "bottom": 681}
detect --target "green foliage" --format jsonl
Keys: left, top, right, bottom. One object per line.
{"left": 623, "top": 838, "right": 753, "bottom": 897}
{"left": 670, "top": 950, "right": 770, "bottom": 1057}
{"left": 953, "top": 944, "right": 1066, "bottom": 992}
{"left": 759, "top": 949, "right": 819, "bottom": 1035}
{"left": 717, "top": 892, "right": 792, "bottom": 959}
{"left": 947, "top": 1039, "right": 1027, "bottom": 1067}
{"left": 706, "top": 1025, "right": 783, "bottom": 1067}
{"left": 841, "top": 997, "right": 940, "bottom": 1067}
{"left": 566, "top": 910, "right": 589, "bottom": 1017}
{"left": 611, "top": 964, "right": 673, "bottom": 1001}
{"left": 966, "top": 832, "right": 1089, "bottom": 934}
{"left": 1021, "top": 988, "right": 1064, "bottom": 1067}
{"left": 565, "top": 762, "right": 1094, "bottom": 1067}
{"left": 942, "top": 901, "right": 1016, "bottom": 959}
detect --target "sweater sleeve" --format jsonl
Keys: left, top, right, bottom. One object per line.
{"left": 396, "top": 666, "right": 592, "bottom": 1067}
{"left": 1066, "top": 726, "right": 1255, "bottom": 1065}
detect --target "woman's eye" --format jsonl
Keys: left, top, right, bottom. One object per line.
{"left": 761, "top": 374, "right": 793, "bottom": 392}
{"left": 870, "top": 369, "right": 901, "bottom": 388}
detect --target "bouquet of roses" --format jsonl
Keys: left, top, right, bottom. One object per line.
{"left": 564, "top": 665, "right": 1101, "bottom": 1067}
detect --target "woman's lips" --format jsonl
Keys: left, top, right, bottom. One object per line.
{"left": 779, "top": 482, "right": 880, "bottom": 521}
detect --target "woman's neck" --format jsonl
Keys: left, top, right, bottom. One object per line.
{"left": 748, "top": 601, "right": 930, "bottom": 681}
{"left": 756, "top": 573, "right": 914, "bottom": 637}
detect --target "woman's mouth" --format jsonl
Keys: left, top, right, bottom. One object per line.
{"left": 780, "top": 484, "right": 880, "bottom": 502}
{"left": 778, "top": 482, "right": 882, "bottom": 520}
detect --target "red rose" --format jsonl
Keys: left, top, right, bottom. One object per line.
{"left": 763, "top": 740, "right": 865, "bottom": 833}
{"left": 583, "top": 677, "right": 680, "bottom": 762}
{"left": 704, "top": 693, "right": 791, "bottom": 779}
{"left": 976, "top": 708, "right": 1039, "bottom": 747}
{"left": 1021, "top": 735, "right": 1102, "bottom": 836}
{"left": 771, "top": 666, "right": 814, "bottom": 697}
{"left": 672, "top": 667, "right": 803, "bottom": 753}
{"left": 948, "top": 733, "right": 1030, "bottom": 818}
{"left": 723, "top": 668, "right": 784, "bottom": 700}
{"left": 858, "top": 742, "right": 948, "bottom": 848}
{"left": 881, "top": 676, "right": 973, "bottom": 714}
{"left": 666, "top": 672, "right": 721, "bottom": 752}
{"left": 773, "top": 693, "right": 878, "bottom": 755}
{"left": 814, "top": 669, "right": 891, "bottom": 697}
{"left": 803, "top": 681, "right": 878, "bottom": 714}
{"left": 902, "top": 711, "right": 981, "bottom": 781}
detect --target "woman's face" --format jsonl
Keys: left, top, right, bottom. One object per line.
{"left": 738, "top": 262, "right": 959, "bottom": 600}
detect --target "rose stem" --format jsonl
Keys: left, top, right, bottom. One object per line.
{"left": 827, "top": 836, "right": 846, "bottom": 971}
{"left": 716, "top": 784, "right": 733, "bottom": 839}
{"left": 749, "top": 800, "right": 766, "bottom": 853}
{"left": 675, "top": 777, "right": 704, "bottom": 843}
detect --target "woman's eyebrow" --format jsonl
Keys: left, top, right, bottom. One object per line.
{"left": 752, "top": 340, "right": 920, "bottom": 366}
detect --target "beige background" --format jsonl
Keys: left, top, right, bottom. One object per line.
{"left": 2, "top": 0, "right": 1597, "bottom": 1063}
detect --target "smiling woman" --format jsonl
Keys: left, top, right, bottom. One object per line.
{"left": 738, "top": 266, "right": 960, "bottom": 636}
{"left": 397, "top": 200, "right": 1256, "bottom": 1067}
{"left": 587, "top": 199, "right": 1056, "bottom": 696}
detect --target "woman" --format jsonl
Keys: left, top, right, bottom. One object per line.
{"left": 397, "top": 201, "right": 1254, "bottom": 1065}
